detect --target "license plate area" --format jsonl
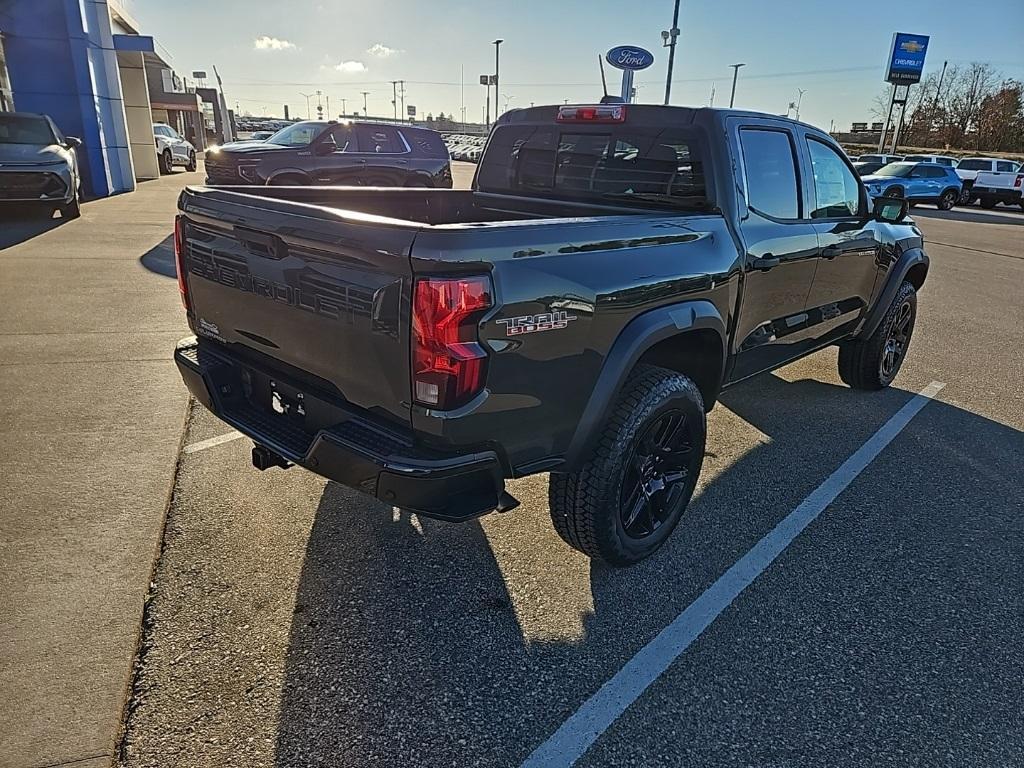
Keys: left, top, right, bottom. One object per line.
{"left": 239, "top": 365, "right": 337, "bottom": 435}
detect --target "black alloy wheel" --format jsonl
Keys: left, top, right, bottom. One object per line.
{"left": 618, "top": 409, "right": 697, "bottom": 540}
{"left": 883, "top": 186, "right": 903, "bottom": 198}
{"left": 880, "top": 297, "right": 914, "bottom": 381}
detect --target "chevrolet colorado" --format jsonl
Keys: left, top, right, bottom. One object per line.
{"left": 173, "top": 104, "right": 928, "bottom": 565}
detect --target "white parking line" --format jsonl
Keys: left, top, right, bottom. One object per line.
{"left": 521, "top": 380, "right": 946, "bottom": 768}
{"left": 182, "top": 430, "right": 245, "bottom": 454}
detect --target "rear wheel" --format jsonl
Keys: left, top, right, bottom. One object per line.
{"left": 937, "top": 189, "right": 957, "bottom": 210}
{"left": 838, "top": 281, "right": 917, "bottom": 390}
{"left": 979, "top": 196, "right": 997, "bottom": 209}
{"left": 159, "top": 150, "right": 173, "bottom": 175}
{"left": 548, "top": 364, "right": 706, "bottom": 566}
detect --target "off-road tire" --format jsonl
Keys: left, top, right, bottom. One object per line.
{"left": 549, "top": 364, "right": 706, "bottom": 566}
{"left": 838, "top": 280, "right": 917, "bottom": 390}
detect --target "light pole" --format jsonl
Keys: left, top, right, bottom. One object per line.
{"left": 492, "top": 39, "right": 503, "bottom": 125}
{"left": 728, "top": 63, "right": 745, "bottom": 108}
{"left": 315, "top": 89, "right": 323, "bottom": 119}
{"left": 391, "top": 80, "right": 398, "bottom": 120}
{"left": 794, "top": 88, "right": 805, "bottom": 121}
{"left": 361, "top": 91, "right": 370, "bottom": 117}
{"left": 503, "top": 94, "right": 515, "bottom": 113}
{"left": 340, "top": 98, "right": 347, "bottom": 117}
{"left": 300, "top": 92, "right": 313, "bottom": 119}
{"left": 661, "top": 0, "right": 681, "bottom": 105}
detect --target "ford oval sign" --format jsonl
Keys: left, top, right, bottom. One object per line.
{"left": 606, "top": 46, "right": 655, "bottom": 71}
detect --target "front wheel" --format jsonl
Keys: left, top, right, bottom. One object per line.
{"left": 159, "top": 150, "right": 173, "bottom": 175}
{"left": 185, "top": 152, "right": 197, "bottom": 172}
{"left": 838, "top": 281, "right": 917, "bottom": 390}
{"left": 937, "top": 189, "right": 957, "bottom": 210}
{"left": 60, "top": 190, "right": 81, "bottom": 220}
{"left": 883, "top": 186, "right": 903, "bottom": 199}
{"left": 549, "top": 364, "right": 706, "bottom": 566}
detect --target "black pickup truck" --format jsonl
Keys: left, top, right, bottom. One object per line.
{"left": 173, "top": 104, "right": 927, "bottom": 565}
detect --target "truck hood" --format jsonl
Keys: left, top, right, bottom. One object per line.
{"left": 0, "top": 143, "right": 69, "bottom": 166}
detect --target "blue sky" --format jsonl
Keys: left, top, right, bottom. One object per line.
{"left": 140, "top": 0, "right": 1024, "bottom": 128}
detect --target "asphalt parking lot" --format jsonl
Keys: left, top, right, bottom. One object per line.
{"left": 113, "top": 166, "right": 1023, "bottom": 767}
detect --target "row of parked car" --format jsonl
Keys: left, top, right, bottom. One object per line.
{"left": 443, "top": 133, "right": 486, "bottom": 162}
{"left": 850, "top": 152, "right": 1023, "bottom": 210}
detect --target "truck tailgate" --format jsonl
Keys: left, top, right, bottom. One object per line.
{"left": 178, "top": 188, "right": 418, "bottom": 429}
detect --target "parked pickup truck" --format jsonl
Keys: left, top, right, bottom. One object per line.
{"left": 972, "top": 168, "right": 1024, "bottom": 210}
{"left": 173, "top": 104, "right": 928, "bottom": 565}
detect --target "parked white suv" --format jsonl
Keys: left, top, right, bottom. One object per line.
{"left": 154, "top": 123, "right": 196, "bottom": 174}
{"left": 902, "top": 154, "right": 959, "bottom": 167}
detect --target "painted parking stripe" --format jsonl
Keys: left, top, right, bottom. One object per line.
{"left": 521, "top": 380, "right": 946, "bottom": 768}
{"left": 182, "top": 430, "right": 245, "bottom": 454}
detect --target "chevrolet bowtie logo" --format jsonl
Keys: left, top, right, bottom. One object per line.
{"left": 900, "top": 40, "right": 925, "bottom": 53}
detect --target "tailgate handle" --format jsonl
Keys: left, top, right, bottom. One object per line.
{"left": 234, "top": 227, "right": 286, "bottom": 259}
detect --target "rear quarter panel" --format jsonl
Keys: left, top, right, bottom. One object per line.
{"left": 409, "top": 213, "right": 740, "bottom": 471}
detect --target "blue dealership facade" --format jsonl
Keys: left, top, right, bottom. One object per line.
{"left": 0, "top": 0, "right": 231, "bottom": 199}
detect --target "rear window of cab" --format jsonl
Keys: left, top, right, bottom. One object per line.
{"left": 476, "top": 124, "right": 711, "bottom": 211}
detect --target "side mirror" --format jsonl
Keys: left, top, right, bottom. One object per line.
{"left": 873, "top": 196, "right": 909, "bottom": 223}
{"left": 65, "top": 136, "right": 82, "bottom": 149}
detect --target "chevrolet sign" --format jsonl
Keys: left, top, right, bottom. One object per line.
{"left": 886, "top": 33, "right": 929, "bottom": 85}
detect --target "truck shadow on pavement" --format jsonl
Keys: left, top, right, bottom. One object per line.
{"left": 272, "top": 373, "right": 1023, "bottom": 767}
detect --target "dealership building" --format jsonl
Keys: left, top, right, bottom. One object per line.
{"left": 0, "top": 0, "right": 232, "bottom": 198}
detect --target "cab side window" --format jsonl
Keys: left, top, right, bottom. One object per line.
{"left": 996, "top": 161, "right": 1017, "bottom": 172}
{"left": 739, "top": 128, "right": 800, "bottom": 219}
{"left": 806, "top": 137, "right": 861, "bottom": 218}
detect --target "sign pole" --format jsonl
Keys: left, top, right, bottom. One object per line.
{"left": 891, "top": 85, "right": 910, "bottom": 154}
{"left": 878, "top": 83, "right": 897, "bottom": 153}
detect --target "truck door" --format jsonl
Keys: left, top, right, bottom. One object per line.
{"left": 730, "top": 123, "right": 820, "bottom": 382}
{"left": 353, "top": 124, "right": 411, "bottom": 186}
{"left": 801, "top": 134, "right": 881, "bottom": 344}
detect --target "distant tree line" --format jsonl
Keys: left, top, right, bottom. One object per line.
{"left": 873, "top": 63, "right": 1023, "bottom": 153}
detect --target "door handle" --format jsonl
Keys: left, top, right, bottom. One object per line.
{"left": 821, "top": 245, "right": 841, "bottom": 259}
{"left": 752, "top": 254, "right": 781, "bottom": 271}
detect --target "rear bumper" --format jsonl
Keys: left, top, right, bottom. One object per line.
{"left": 174, "top": 337, "right": 508, "bottom": 522}
{"left": 973, "top": 186, "right": 1021, "bottom": 203}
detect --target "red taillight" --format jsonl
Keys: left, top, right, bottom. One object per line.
{"left": 412, "top": 276, "right": 492, "bottom": 410}
{"left": 556, "top": 104, "right": 626, "bottom": 123}
{"left": 1014, "top": 174, "right": 1023, "bottom": 188}
{"left": 173, "top": 214, "right": 190, "bottom": 310}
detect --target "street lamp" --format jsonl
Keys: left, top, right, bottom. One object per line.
{"left": 661, "top": 0, "right": 681, "bottom": 105}
{"left": 299, "top": 92, "right": 314, "bottom": 119}
{"left": 795, "top": 88, "right": 806, "bottom": 121}
{"left": 728, "top": 63, "right": 745, "bottom": 108}
{"left": 361, "top": 91, "right": 370, "bottom": 117}
{"left": 492, "top": 39, "right": 503, "bottom": 125}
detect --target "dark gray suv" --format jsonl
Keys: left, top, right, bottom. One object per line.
{"left": 204, "top": 120, "right": 453, "bottom": 188}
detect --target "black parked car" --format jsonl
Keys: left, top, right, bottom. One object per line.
{"left": 204, "top": 120, "right": 453, "bottom": 188}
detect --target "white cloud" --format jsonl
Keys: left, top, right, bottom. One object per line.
{"left": 333, "top": 60, "right": 368, "bottom": 73}
{"left": 254, "top": 36, "right": 296, "bottom": 51}
{"left": 367, "top": 43, "right": 401, "bottom": 58}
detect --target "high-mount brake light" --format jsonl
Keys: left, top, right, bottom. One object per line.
{"left": 412, "top": 276, "right": 493, "bottom": 410}
{"left": 173, "top": 214, "right": 190, "bottom": 310}
{"left": 556, "top": 105, "right": 626, "bottom": 123}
